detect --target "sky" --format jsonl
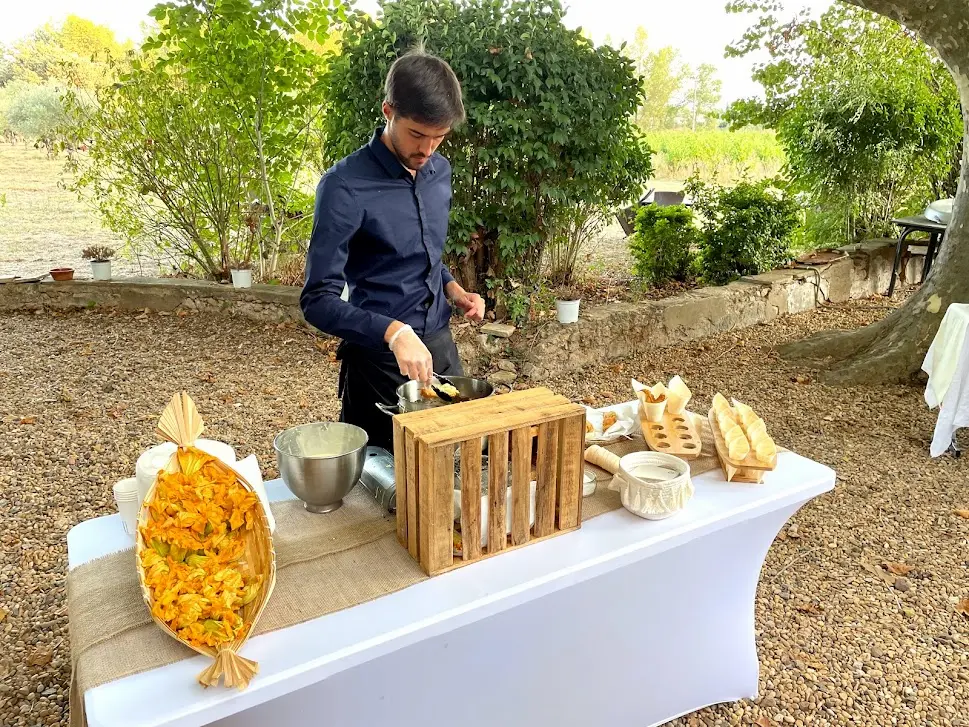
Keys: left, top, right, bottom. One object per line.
{"left": 0, "top": 0, "right": 835, "bottom": 105}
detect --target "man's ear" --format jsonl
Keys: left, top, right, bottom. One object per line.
{"left": 381, "top": 101, "right": 393, "bottom": 124}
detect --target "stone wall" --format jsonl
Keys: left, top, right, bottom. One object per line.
{"left": 0, "top": 240, "right": 924, "bottom": 379}
{"left": 0, "top": 277, "right": 305, "bottom": 325}
{"left": 511, "top": 240, "right": 924, "bottom": 381}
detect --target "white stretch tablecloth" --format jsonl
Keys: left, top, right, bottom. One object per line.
{"left": 68, "top": 453, "right": 834, "bottom": 727}
{"left": 922, "top": 302, "right": 969, "bottom": 456}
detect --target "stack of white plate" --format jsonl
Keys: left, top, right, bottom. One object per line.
{"left": 134, "top": 439, "right": 236, "bottom": 504}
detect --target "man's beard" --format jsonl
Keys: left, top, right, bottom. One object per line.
{"left": 388, "top": 126, "right": 428, "bottom": 171}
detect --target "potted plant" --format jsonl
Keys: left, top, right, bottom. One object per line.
{"left": 81, "top": 245, "right": 116, "bottom": 281}
{"left": 229, "top": 260, "right": 253, "bottom": 289}
{"left": 554, "top": 285, "right": 582, "bottom": 324}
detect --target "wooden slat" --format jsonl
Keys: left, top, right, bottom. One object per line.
{"left": 394, "top": 387, "right": 556, "bottom": 434}
{"left": 487, "top": 431, "right": 508, "bottom": 553}
{"left": 420, "top": 402, "right": 584, "bottom": 447}
{"left": 393, "top": 418, "right": 407, "bottom": 547}
{"left": 427, "top": 525, "right": 581, "bottom": 576}
{"left": 460, "top": 439, "right": 482, "bottom": 561}
{"left": 419, "top": 442, "right": 454, "bottom": 575}
{"left": 534, "top": 421, "right": 559, "bottom": 537}
{"left": 407, "top": 391, "right": 569, "bottom": 441}
{"left": 405, "top": 430, "right": 419, "bottom": 559}
{"left": 510, "top": 427, "right": 531, "bottom": 546}
{"left": 556, "top": 413, "right": 584, "bottom": 530}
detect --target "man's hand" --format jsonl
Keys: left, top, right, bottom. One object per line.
{"left": 446, "top": 281, "right": 486, "bottom": 322}
{"left": 385, "top": 322, "right": 433, "bottom": 384}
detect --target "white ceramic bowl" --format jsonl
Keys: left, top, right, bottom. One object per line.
{"left": 613, "top": 451, "right": 693, "bottom": 520}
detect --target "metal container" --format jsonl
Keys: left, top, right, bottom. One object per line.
{"left": 359, "top": 446, "right": 397, "bottom": 513}
{"left": 375, "top": 376, "right": 498, "bottom": 416}
{"left": 273, "top": 422, "right": 368, "bottom": 513}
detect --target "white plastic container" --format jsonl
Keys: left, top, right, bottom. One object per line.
{"left": 230, "top": 268, "right": 252, "bottom": 288}
{"left": 556, "top": 298, "right": 580, "bottom": 324}
{"left": 91, "top": 260, "right": 112, "bottom": 281}
{"left": 135, "top": 439, "right": 237, "bottom": 503}
{"left": 453, "top": 480, "right": 537, "bottom": 547}
{"left": 611, "top": 451, "right": 693, "bottom": 520}
{"left": 113, "top": 478, "right": 140, "bottom": 538}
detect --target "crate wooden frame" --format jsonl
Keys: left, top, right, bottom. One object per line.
{"left": 393, "top": 388, "right": 586, "bottom": 576}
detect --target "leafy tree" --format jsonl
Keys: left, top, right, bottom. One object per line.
{"left": 6, "top": 16, "right": 128, "bottom": 90}
{"left": 143, "top": 0, "right": 344, "bottom": 278}
{"left": 727, "top": 3, "right": 962, "bottom": 243}
{"left": 756, "top": 0, "right": 969, "bottom": 385}
{"left": 323, "top": 0, "right": 653, "bottom": 299}
{"left": 3, "top": 82, "right": 67, "bottom": 145}
{"left": 615, "top": 28, "right": 688, "bottom": 131}
{"left": 65, "top": 60, "right": 259, "bottom": 278}
{"left": 682, "top": 63, "right": 721, "bottom": 131}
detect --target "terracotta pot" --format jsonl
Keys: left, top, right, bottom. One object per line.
{"left": 49, "top": 268, "right": 75, "bottom": 281}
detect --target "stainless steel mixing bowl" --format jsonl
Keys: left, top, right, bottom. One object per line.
{"left": 273, "top": 422, "right": 369, "bottom": 513}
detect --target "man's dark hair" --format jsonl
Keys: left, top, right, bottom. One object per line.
{"left": 385, "top": 50, "right": 465, "bottom": 128}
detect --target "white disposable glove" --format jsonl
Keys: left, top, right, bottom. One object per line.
{"left": 389, "top": 325, "right": 433, "bottom": 385}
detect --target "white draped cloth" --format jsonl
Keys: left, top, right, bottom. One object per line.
{"left": 922, "top": 303, "right": 969, "bottom": 456}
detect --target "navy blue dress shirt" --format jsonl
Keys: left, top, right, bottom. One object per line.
{"left": 300, "top": 128, "right": 456, "bottom": 350}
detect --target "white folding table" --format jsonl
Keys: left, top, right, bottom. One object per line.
{"left": 68, "top": 452, "right": 834, "bottom": 727}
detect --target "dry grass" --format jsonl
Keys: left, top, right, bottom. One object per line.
{"left": 0, "top": 143, "right": 155, "bottom": 279}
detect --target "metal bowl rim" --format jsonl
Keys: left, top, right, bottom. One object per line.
{"left": 272, "top": 422, "right": 369, "bottom": 461}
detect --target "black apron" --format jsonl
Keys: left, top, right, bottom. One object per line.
{"left": 336, "top": 327, "right": 464, "bottom": 453}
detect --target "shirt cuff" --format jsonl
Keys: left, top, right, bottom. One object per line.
{"left": 442, "top": 267, "right": 455, "bottom": 290}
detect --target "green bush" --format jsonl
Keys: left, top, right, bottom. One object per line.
{"left": 687, "top": 177, "right": 801, "bottom": 285}
{"left": 629, "top": 205, "right": 698, "bottom": 285}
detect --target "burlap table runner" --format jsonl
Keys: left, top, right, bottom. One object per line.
{"left": 69, "top": 417, "right": 722, "bottom": 726}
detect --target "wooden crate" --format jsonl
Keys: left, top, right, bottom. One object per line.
{"left": 393, "top": 388, "right": 586, "bottom": 576}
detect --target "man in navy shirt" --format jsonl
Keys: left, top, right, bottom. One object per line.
{"left": 301, "top": 51, "right": 484, "bottom": 452}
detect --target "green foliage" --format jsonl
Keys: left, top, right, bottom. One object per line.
{"left": 1, "top": 82, "right": 67, "bottom": 142}
{"left": 545, "top": 202, "right": 607, "bottom": 287}
{"left": 3, "top": 15, "right": 129, "bottom": 90}
{"left": 143, "top": 0, "right": 345, "bottom": 276}
{"left": 629, "top": 204, "right": 699, "bottom": 285}
{"left": 323, "top": 0, "right": 653, "bottom": 298}
{"left": 64, "top": 60, "right": 259, "bottom": 278}
{"left": 686, "top": 176, "right": 801, "bottom": 285}
{"left": 614, "top": 27, "right": 722, "bottom": 132}
{"left": 726, "top": 3, "right": 962, "bottom": 243}
{"left": 648, "top": 128, "right": 784, "bottom": 182}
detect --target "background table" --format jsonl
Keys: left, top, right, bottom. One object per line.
{"left": 69, "top": 453, "right": 834, "bottom": 727}
{"left": 888, "top": 215, "right": 947, "bottom": 297}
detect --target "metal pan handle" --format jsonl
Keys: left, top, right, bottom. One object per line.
{"left": 375, "top": 402, "right": 400, "bottom": 416}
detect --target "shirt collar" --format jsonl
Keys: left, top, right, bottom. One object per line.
{"left": 369, "top": 126, "right": 436, "bottom": 180}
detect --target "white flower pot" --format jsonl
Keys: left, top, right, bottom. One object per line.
{"left": 91, "top": 260, "right": 112, "bottom": 281}
{"left": 230, "top": 268, "right": 252, "bottom": 289}
{"left": 556, "top": 298, "right": 580, "bottom": 324}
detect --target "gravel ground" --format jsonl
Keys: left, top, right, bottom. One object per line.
{"left": 1, "top": 298, "right": 968, "bottom": 727}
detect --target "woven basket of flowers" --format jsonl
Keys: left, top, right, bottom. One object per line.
{"left": 136, "top": 392, "right": 276, "bottom": 689}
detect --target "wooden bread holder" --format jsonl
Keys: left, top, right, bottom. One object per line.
{"left": 637, "top": 391, "right": 702, "bottom": 459}
{"left": 392, "top": 388, "right": 586, "bottom": 576}
{"left": 707, "top": 409, "right": 777, "bottom": 484}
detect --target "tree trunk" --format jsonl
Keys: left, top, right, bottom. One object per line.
{"left": 781, "top": 0, "right": 969, "bottom": 385}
